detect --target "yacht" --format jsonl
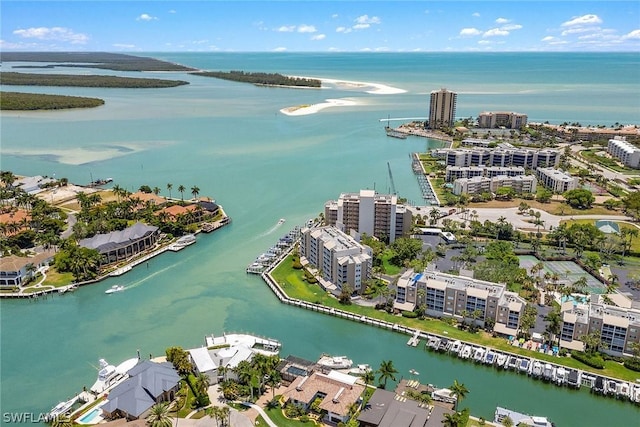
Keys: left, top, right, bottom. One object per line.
{"left": 105, "top": 285, "right": 125, "bottom": 294}
{"left": 507, "top": 356, "right": 519, "bottom": 370}
{"left": 631, "top": 384, "right": 640, "bottom": 403}
{"left": 317, "top": 355, "right": 353, "bottom": 370}
{"left": 278, "top": 218, "right": 286, "bottom": 225}
{"left": 449, "top": 340, "right": 462, "bottom": 354}
{"left": 605, "top": 379, "right": 619, "bottom": 396}
{"left": 90, "top": 359, "right": 117, "bottom": 393}
{"left": 542, "top": 363, "right": 555, "bottom": 381}
{"left": 171, "top": 234, "right": 196, "bottom": 250}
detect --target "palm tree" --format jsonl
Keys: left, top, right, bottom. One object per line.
{"left": 166, "top": 183, "right": 173, "bottom": 199}
{"left": 191, "top": 185, "right": 200, "bottom": 201}
{"left": 449, "top": 379, "right": 469, "bottom": 411}
{"left": 195, "top": 372, "right": 210, "bottom": 395}
{"left": 177, "top": 185, "right": 186, "bottom": 202}
{"left": 502, "top": 415, "right": 514, "bottom": 427}
{"left": 362, "top": 369, "right": 375, "bottom": 387}
{"left": 205, "top": 406, "right": 222, "bottom": 427}
{"left": 377, "top": 359, "right": 398, "bottom": 389}
{"left": 146, "top": 402, "right": 173, "bottom": 427}
{"left": 153, "top": 186, "right": 161, "bottom": 196}
{"left": 442, "top": 411, "right": 463, "bottom": 427}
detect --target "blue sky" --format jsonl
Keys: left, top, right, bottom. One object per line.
{"left": 2, "top": 1, "right": 639, "bottom": 52}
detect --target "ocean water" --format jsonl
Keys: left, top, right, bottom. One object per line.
{"left": 1, "top": 53, "right": 639, "bottom": 425}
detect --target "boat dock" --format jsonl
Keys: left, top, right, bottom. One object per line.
{"left": 412, "top": 153, "right": 440, "bottom": 206}
{"left": 246, "top": 220, "right": 311, "bottom": 274}
{"left": 407, "top": 330, "right": 421, "bottom": 347}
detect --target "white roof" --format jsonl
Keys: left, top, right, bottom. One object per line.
{"left": 325, "top": 370, "right": 359, "bottom": 385}
{"left": 189, "top": 347, "right": 218, "bottom": 373}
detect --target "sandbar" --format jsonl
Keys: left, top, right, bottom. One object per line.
{"left": 280, "top": 98, "right": 358, "bottom": 116}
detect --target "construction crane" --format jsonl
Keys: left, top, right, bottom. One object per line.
{"left": 387, "top": 162, "right": 397, "bottom": 195}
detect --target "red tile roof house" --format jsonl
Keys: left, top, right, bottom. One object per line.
{"left": 282, "top": 370, "right": 365, "bottom": 425}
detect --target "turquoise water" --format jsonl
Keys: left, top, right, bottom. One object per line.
{"left": 1, "top": 53, "right": 639, "bottom": 426}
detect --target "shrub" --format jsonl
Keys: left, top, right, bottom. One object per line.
{"left": 571, "top": 351, "right": 605, "bottom": 369}
{"left": 401, "top": 311, "right": 418, "bottom": 318}
{"left": 623, "top": 358, "right": 640, "bottom": 372}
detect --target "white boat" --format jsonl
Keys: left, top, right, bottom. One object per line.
{"left": 428, "top": 337, "right": 441, "bottom": 350}
{"left": 495, "top": 353, "right": 507, "bottom": 368}
{"left": 173, "top": 234, "right": 196, "bottom": 248}
{"left": 518, "top": 358, "right": 530, "bottom": 373}
{"left": 631, "top": 385, "right": 640, "bottom": 403}
{"left": 460, "top": 345, "right": 472, "bottom": 359}
{"left": 46, "top": 396, "right": 78, "bottom": 421}
{"left": 567, "top": 369, "right": 581, "bottom": 388}
{"left": 605, "top": 379, "right": 618, "bottom": 396}
{"left": 432, "top": 388, "right": 456, "bottom": 404}
{"left": 317, "top": 355, "right": 353, "bottom": 370}
{"left": 347, "top": 364, "right": 372, "bottom": 376}
{"left": 278, "top": 218, "right": 286, "bottom": 225}
{"left": 507, "top": 356, "right": 519, "bottom": 370}
{"left": 542, "top": 363, "right": 554, "bottom": 380}
{"left": 531, "top": 361, "right": 543, "bottom": 377}
{"left": 617, "top": 381, "right": 631, "bottom": 400}
{"left": 484, "top": 350, "right": 496, "bottom": 365}
{"left": 105, "top": 285, "right": 125, "bottom": 294}
{"left": 473, "top": 347, "right": 485, "bottom": 363}
{"left": 90, "top": 359, "right": 118, "bottom": 393}
{"left": 555, "top": 367, "right": 567, "bottom": 386}
{"left": 449, "top": 340, "right": 462, "bottom": 354}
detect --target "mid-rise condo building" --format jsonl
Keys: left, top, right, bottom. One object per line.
{"left": 535, "top": 167, "right": 578, "bottom": 193}
{"left": 607, "top": 137, "right": 640, "bottom": 169}
{"left": 299, "top": 226, "right": 372, "bottom": 295}
{"left": 324, "top": 190, "right": 412, "bottom": 243}
{"left": 478, "top": 111, "right": 528, "bottom": 129}
{"left": 394, "top": 269, "right": 527, "bottom": 336}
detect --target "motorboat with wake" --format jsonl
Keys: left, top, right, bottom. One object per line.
{"left": 105, "top": 285, "right": 125, "bottom": 294}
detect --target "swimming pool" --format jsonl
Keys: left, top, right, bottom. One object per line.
{"left": 77, "top": 405, "right": 104, "bottom": 425}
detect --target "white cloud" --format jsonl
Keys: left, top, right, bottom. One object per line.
{"left": 311, "top": 34, "right": 326, "bottom": 41}
{"left": 13, "top": 27, "right": 89, "bottom": 44}
{"left": 297, "top": 25, "right": 317, "bottom": 33}
{"left": 353, "top": 23, "right": 371, "bottom": 30}
{"left": 561, "top": 27, "right": 594, "bottom": 36}
{"left": 622, "top": 29, "right": 640, "bottom": 40}
{"left": 459, "top": 28, "right": 482, "bottom": 37}
{"left": 168, "top": 10, "right": 176, "bottom": 14}
{"left": 495, "top": 17, "right": 510, "bottom": 24}
{"left": 137, "top": 13, "right": 157, "bottom": 21}
{"left": 277, "top": 25, "right": 296, "bottom": 32}
{"left": 501, "top": 24, "right": 522, "bottom": 31}
{"left": 336, "top": 26, "right": 351, "bottom": 34}
{"left": 562, "top": 14, "right": 602, "bottom": 27}
{"left": 541, "top": 36, "right": 555, "bottom": 42}
{"left": 332, "top": 14, "right": 339, "bottom": 19}
{"left": 472, "top": 12, "right": 481, "bottom": 17}
{"left": 355, "top": 15, "right": 381, "bottom": 25}
{"left": 272, "top": 47, "right": 287, "bottom": 52}
{"left": 483, "top": 28, "right": 509, "bottom": 38}
{"left": 113, "top": 43, "right": 135, "bottom": 49}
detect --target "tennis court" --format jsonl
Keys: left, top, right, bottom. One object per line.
{"left": 519, "top": 255, "right": 606, "bottom": 294}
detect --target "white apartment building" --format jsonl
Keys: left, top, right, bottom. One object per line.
{"left": 452, "top": 174, "right": 537, "bottom": 196}
{"left": 428, "top": 88, "right": 457, "bottom": 129}
{"left": 535, "top": 167, "right": 578, "bottom": 193}
{"left": 299, "top": 226, "right": 372, "bottom": 295}
{"left": 324, "top": 190, "right": 412, "bottom": 243}
{"left": 394, "top": 269, "right": 527, "bottom": 336}
{"left": 445, "top": 165, "right": 526, "bottom": 182}
{"left": 560, "top": 294, "right": 640, "bottom": 357}
{"left": 478, "top": 111, "right": 528, "bottom": 129}
{"left": 607, "top": 137, "right": 640, "bottom": 169}
{"left": 432, "top": 146, "right": 560, "bottom": 169}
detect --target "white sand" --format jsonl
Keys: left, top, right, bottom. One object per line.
{"left": 280, "top": 98, "right": 358, "bottom": 116}
{"left": 280, "top": 76, "right": 405, "bottom": 116}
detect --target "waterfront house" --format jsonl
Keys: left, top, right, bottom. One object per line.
{"left": 0, "top": 208, "right": 31, "bottom": 236}
{"left": 358, "top": 387, "right": 453, "bottom": 427}
{"left": 101, "top": 360, "right": 180, "bottom": 421}
{"left": 78, "top": 222, "right": 160, "bottom": 266}
{"left": 282, "top": 370, "right": 365, "bottom": 425}
{"left": 0, "top": 250, "right": 55, "bottom": 288}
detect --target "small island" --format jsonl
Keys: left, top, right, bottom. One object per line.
{"left": 195, "top": 70, "right": 321, "bottom": 88}
{"left": 0, "top": 72, "right": 190, "bottom": 88}
{"left": 1, "top": 91, "right": 105, "bottom": 110}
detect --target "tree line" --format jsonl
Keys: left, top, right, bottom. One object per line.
{"left": 196, "top": 70, "right": 321, "bottom": 87}
{"left": 1, "top": 91, "right": 104, "bottom": 110}
{"left": 1, "top": 72, "right": 189, "bottom": 88}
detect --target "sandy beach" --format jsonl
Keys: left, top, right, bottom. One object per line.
{"left": 280, "top": 76, "right": 405, "bottom": 116}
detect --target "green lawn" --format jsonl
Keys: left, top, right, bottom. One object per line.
{"left": 256, "top": 404, "right": 319, "bottom": 427}
{"left": 380, "top": 249, "right": 401, "bottom": 275}
{"left": 270, "top": 255, "right": 640, "bottom": 382}
{"left": 560, "top": 219, "right": 640, "bottom": 252}
{"left": 42, "top": 269, "right": 75, "bottom": 288}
